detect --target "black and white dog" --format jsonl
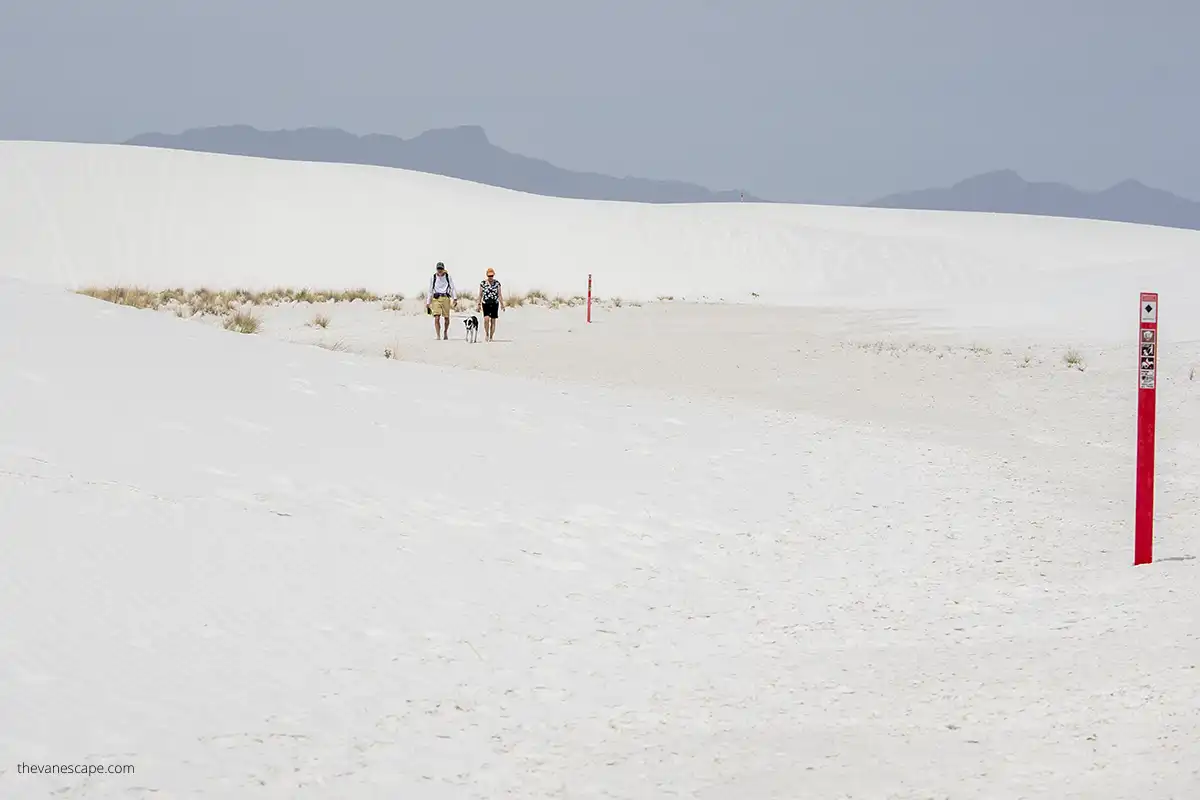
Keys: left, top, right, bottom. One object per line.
{"left": 463, "top": 314, "right": 479, "bottom": 343}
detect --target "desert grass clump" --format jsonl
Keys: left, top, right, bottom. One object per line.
{"left": 315, "top": 339, "right": 350, "bottom": 353}
{"left": 1063, "top": 348, "right": 1085, "bottom": 370}
{"left": 80, "top": 285, "right": 389, "bottom": 318}
{"left": 187, "top": 288, "right": 237, "bottom": 316}
{"left": 524, "top": 289, "right": 550, "bottom": 306}
{"left": 1189, "top": 365, "right": 1196, "bottom": 381}
{"left": 290, "top": 288, "right": 377, "bottom": 304}
{"left": 854, "top": 340, "right": 940, "bottom": 357}
{"left": 223, "top": 310, "right": 261, "bottom": 334}
{"left": 339, "top": 287, "right": 378, "bottom": 303}
{"left": 78, "top": 286, "right": 162, "bottom": 310}
{"left": 310, "top": 313, "right": 331, "bottom": 329}
{"left": 159, "top": 287, "right": 189, "bottom": 305}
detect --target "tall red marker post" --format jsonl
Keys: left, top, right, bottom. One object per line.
{"left": 586, "top": 274, "right": 593, "bottom": 323}
{"left": 1135, "top": 291, "right": 1158, "bottom": 565}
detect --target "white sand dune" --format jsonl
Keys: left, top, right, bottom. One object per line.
{"left": 3, "top": 140, "right": 1200, "bottom": 342}
{"left": 3, "top": 277, "right": 1198, "bottom": 799}
{"left": 1, "top": 142, "right": 1199, "bottom": 798}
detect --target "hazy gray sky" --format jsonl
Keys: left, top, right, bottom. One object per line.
{"left": 2, "top": 0, "right": 1196, "bottom": 203}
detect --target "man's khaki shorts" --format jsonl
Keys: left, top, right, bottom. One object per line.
{"left": 429, "top": 296, "right": 452, "bottom": 317}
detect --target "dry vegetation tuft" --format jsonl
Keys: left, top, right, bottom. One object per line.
{"left": 79, "top": 285, "right": 386, "bottom": 313}
{"left": 853, "top": 340, "right": 941, "bottom": 357}
{"left": 222, "top": 311, "right": 261, "bottom": 334}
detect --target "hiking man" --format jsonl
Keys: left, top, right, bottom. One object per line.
{"left": 426, "top": 261, "right": 457, "bottom": 340}
{"left": 477, "top": 267, "right": 503, "bottom": 342}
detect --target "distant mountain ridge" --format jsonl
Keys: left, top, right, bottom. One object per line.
{"left": 123, "top": 124, "right": 757, "bottom": 204}
{"left": 865, "top": 169, "right": 1200, "bottom": 231}
{"left": 119, "top": 126, "right": 1200, "bottom": 229}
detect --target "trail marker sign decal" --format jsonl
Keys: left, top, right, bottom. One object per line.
{"left": 1141, "top": 298, "right": 1158, "bottom": 323}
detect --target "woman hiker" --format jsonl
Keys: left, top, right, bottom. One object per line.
{"left": 477, "top": 268, "right": 503, "bottom": 342}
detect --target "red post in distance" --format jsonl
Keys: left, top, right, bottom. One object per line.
{"left": 586, "top": 273, "right": 592, "bottom": 323}
{"left": 1135, "top": 291, "right": 1158, "bottom": 565}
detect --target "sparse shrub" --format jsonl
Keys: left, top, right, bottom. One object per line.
{"left": 311, "top": 313, "right": 331, "bottom": 329}
{"left": 223, "top": 311, "right": 260, "bottom": 334}
{"left": 316, "top": 339, "right": 349, "bottom": 353}
{"left": 1019, "top": 353, "right": 1033, "bottom": 368}
{"left": 1064, "top": 348, "right": 1085, "bottom": 370}
{"left": 1190, "top": 366, "right": 1196, "bottom": 381}
{"left": 856, "top": 340, "right": 937, "bottom": 356}
{"left": 78, "top": 286, "right": 161, "bottom": 310}
{"left": 341, "top": 287, "right": 378, "bottom": 302}
{"left": 161, "top": 287, "right": 188, "bottom": 305}
{"left": 658, "top": 295, "right": 675, "bottom": 301}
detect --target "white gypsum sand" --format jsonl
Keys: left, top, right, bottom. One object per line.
{"left": 0, "top": 142, "right": 1198, "bottom": 798}
{"left": 4, "top": 140, "right": 1200, "bottom": 343}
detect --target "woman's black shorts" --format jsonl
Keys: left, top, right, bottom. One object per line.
{"left": 481, "top": 300, "right": 499, "bottom": 319}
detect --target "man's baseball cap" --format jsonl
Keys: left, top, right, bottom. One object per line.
{"left": 436, "top": 262, "right": 445, "bottom": 269}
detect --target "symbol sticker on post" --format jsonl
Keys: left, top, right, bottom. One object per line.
{"left": 1141, "top": 299, "right": 1158, "bottom": 323}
